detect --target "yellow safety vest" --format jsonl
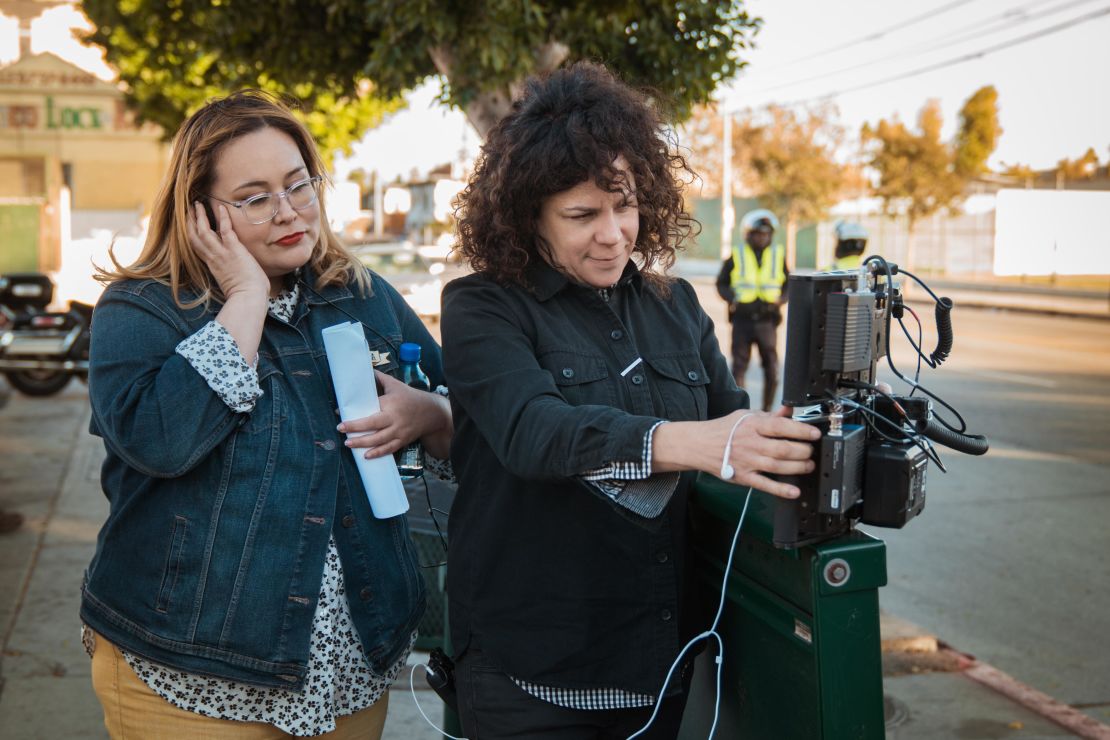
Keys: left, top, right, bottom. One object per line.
{"left": 730, "top": 244, "right": 785, "bottom": 304}
{"left": 831, "top": 254, "right": 862, "bottom": 270}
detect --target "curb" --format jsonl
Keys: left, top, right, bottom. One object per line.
{"left": 881, "top": 613, "right": 1110, "bottom": 739}
{"left": 965, "top": 661, "right": 1110, "bottom": 739}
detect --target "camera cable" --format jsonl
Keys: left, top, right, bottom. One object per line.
{"left": 863, "top": 256, "right": 970, "bottom": 435}
{"left": 407, "top": 419, "right": 757, "bottom": 740}
{"left": 628, "top": 417, "right": 756, "bottom": 739}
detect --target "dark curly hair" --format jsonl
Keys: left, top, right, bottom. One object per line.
{"left": 455, "top": 62, "right": 698, "bottom": 291}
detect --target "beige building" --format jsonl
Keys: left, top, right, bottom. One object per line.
{"left": 0, "top": 51, "right": 167, "bottom": 272}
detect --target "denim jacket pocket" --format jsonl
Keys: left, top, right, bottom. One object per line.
{"left": 241, "top": 359, "right": 287, "bottom": 436}
{"left": 645, "top": 353, "right": 710, "bottom": 421}
{"left": 155, "top": 515, "right": 189, "bottom": 613}
{"left": 538, "top": 350, "right": 615, "bottom": 407}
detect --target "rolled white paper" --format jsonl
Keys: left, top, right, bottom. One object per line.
{"left": 321, "top": 321, "right": 409, "bottom": 519}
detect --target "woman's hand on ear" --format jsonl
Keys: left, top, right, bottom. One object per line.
{"left": 187, "top": 202, "right": 269, "bottom": 301}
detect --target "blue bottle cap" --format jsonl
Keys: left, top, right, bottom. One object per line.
{"left": 398, "top": 342, "right": 421, "bottom": 363}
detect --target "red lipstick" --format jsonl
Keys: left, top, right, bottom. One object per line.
{"left": 275, "top": 232, "right": 304, "bottom": 246}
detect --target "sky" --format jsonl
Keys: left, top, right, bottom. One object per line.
{"left": 3, "top": 1, "right": 1107, "bottom": 177}
{"left": 723, "top": 0, "right": 1110, "bottom": 171}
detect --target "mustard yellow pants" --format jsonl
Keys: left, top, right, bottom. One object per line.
{"left": 89, "top": 631, "right": 389, "bottom": 739}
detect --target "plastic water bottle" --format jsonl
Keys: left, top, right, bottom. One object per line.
{"left": 395, "top": 342, "right": 430, "bottom": 478}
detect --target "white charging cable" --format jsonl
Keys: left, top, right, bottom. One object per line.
{"left": 628, "top": 413, "right": 756, "bottom": 739}
{"left": 412, "top": 412, "right": 757, "bottom": 740}
{"left": 718, "top": 412, "right": 754, "bottom": 481}
{"left": 409, "top": 663, "right": 468, "bottom": 739}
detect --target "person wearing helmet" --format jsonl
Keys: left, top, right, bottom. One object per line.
{"left": 715, "top": 208, "right": 788, "bottom": 411}
{"left": 831, "top": 221, "right": 869, "bottom": 270}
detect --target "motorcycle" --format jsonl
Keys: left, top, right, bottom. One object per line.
{"left": 0, "top": 272, "right": 92, "bottom": 397}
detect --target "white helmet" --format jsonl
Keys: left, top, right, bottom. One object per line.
{"left": 739, "top": 208, "right": 779, "bottom": 233}
{"left": 834, "top": 221, "right": 869, "bottom": 241}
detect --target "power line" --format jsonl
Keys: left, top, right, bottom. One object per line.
{"left": 732, "top": 5, "right": 1110, "bottom": 113}
{"left": 762, "top": 0, "right": 980, "bottom": 72}
{"left": 744, "top": 0, "right": 1102, "bottom": 97}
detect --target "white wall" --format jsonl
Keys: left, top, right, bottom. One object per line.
{"left": 994, "top": 189, "right": 1110, "bottom": 275}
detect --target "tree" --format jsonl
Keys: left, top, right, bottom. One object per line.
{"left": 954, "top": 85, "right": 1001, "bottom": 178}
{"left": 862, "top": 100, "right": 966, "bottom": 270}
{"left": 678, "top": 104, "right": 727, "bottom": 197}
{"left": 1001, "top": 161, "right": 1037, "bottom": 187}
{"left": 81, "top": 1, "right": 762, "bottom": 152}
{"left": 1056, "top": 147, "right": 1101, "bottom": 185}
{"left": 78, "top": 2, "right": 404, "bottom": 160}
{"left": 733, "top": 104, "right": 850, "bottom": 263}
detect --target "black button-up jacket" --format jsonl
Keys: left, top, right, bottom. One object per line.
{"left": 441, "top": 260, "right": 748, "bottom": 695}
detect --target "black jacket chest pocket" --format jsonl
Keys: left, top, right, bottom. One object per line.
{"left": 539, "top": 350, "right": 615, "bottom": 408}
{"left": 645, "top": 354, "right": 710, "bottom": 421}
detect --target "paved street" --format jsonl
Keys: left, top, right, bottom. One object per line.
{"left": 690, "top": 277, "right": 1110, "bottom": 730}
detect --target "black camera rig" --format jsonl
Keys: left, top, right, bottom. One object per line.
{"left": 770, "top": 257, "right": 989, "bottom": 548}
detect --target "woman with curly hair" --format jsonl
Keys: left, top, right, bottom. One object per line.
{"left": 81, "top": 90, "right": 452, "bottom": 737}
{"left": 442, "top": 62, "right": 819, "bottom": 737}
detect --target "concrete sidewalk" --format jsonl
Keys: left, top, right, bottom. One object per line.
{"left": 2, "top": 387, "right": 1107, "bottom": 738}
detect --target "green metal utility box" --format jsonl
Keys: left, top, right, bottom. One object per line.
{"left": 679, "top": 474, "right": 888, "bottom": 739}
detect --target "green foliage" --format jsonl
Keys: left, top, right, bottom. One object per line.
{"left": 861, "top": 100, "right": 964, "bottom": 228}
{"left": 954, "top": 85, "right": 1001, "bottom": 178}
{"left": 80, "top": 0, "right": 761, "bottom": 152}
{"left": 79, "top": 0, "right": 405, "bottom": 161}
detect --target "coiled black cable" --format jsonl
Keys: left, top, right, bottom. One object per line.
{"left": 916, "top": 417, "right": 989, "bottom": 456}
{"left": 931, "top": 297, "right": 954, "bottom": 366}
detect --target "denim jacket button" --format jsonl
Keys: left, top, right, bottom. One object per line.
{"left": 341, "top": 515, "right": 356, "bottom": 528}
{"left": 359, "top": 587, "right": 373, "bottom": 601}
{"left": 318, "top": 439, "right": 336, "bottom": 451}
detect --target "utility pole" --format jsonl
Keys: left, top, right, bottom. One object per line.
{"left": 720, "top": 110, "right": 734, "bottom": 260}
{"left": 373, "top": 168, "right": 384, "bottom": 238}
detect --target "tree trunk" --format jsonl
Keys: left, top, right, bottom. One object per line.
{"left": 429, "top": 41, "right": 569, "bottom": 140}
{"left": 461, "top": 88, "right": 515, "bottom": 140}
{"left": 905, "top": 220, "right": 916, "bottom": 273}
{"left": 784, "top": 217, "right": 797, "bottom": 269}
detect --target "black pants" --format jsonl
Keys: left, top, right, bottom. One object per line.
{"left": 730, "top": 313, "right": 779, "bottom": 410}
{"left": 455, "top": 649, "right": 690, "bottom": 739}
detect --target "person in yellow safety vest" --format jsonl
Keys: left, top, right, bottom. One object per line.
{"left": 715, "top": 208, "right": 788, "bottom": 411}
{"left": 830, "top": 220, "right": 869, "bottom": 270}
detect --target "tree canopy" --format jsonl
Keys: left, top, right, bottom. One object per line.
{"left": 861, "top": 85, "right": 1001, "bottom": 233}
{"left": 1056, "top": 147, "right": 1101, "bottom": 181}
{"left": 862, "top": 100, "right": 963, "bottom": 230}
{"left": 954, "top": 85, "right": 1001, "bottom": 179}
{"left": 81, "top": 1, "right": 762, "bottom": 154}
{"left": 735, "top": 104, "right": 850, "bottom": 233}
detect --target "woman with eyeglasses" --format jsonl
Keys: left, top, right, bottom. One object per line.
{"left": 81, "top": 90, "right": 452, "bottom": 738}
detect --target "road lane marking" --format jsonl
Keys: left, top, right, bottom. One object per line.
{"left": 984, "top": 446, "right": 1077, "bottom": 463}
{"left": 951, "top": 368, "right": 1058, "bottom": 388}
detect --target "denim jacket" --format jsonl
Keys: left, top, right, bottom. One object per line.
{"left": 81, "top": 267, "right": 440, "bottom": 689}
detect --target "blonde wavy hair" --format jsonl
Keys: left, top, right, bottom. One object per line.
{"left": 97, "top": 90, "right": 369, "bottom": 307}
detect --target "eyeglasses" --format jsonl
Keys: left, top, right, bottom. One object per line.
{"left": 207, "top": 175, "right": 322, "bottom": 225}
